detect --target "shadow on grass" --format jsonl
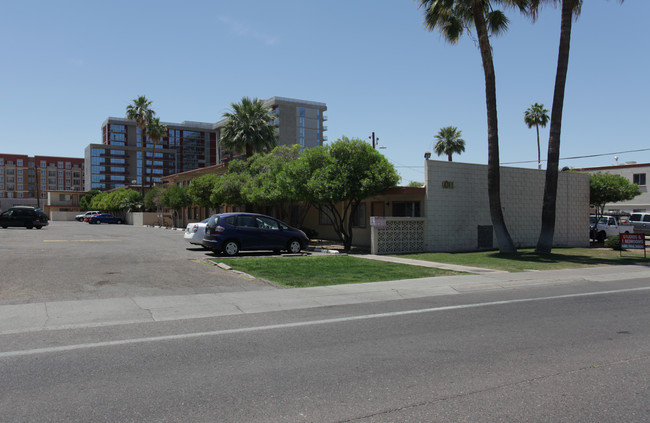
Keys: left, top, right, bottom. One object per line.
{"left": 477, "top": 249, "right": 649, "bottom": 267}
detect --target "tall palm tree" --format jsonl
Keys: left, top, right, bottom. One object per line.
{"left": 420, "top": 0, "right": 526, "bottom": 253}
{"left": 529, "top": 0, "right": 623, "bottom": 253}
{"left": 524, "top": 103, "right": 549, "bottom": 170}
{"left": 220, "top": 97, "right": 277, "bottom": 159}
{"left": 434, "top": 126, "right": 466, "bottom": 161}
{"left": 146, "top": 117, "right": 168, "bottom": 187}
{"left": 126, "top": 96, "right": 155, "bottom": 195}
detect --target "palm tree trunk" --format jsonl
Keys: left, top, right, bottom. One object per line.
{"left": 536, "top": 124, "right": 541, "bottom": 170}
{"left": 536, "top": 0, "right": 573, "bottom": 253}
{"left": 473, "top": 0, "right": 516, "bottom": 253}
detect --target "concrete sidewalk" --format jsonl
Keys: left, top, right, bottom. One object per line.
{"left": 2, "top": 263, "right": 650, "bottom": 335}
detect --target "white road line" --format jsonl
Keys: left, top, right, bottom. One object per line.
{"left": 1, "top": 286, "right": 649, "bottom": 359}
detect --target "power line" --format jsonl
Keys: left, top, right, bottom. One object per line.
{"left": 502, "top": 148, "right": 650, "bottom": 165}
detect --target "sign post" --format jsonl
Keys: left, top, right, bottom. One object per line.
{"left": 619, "top": 233, "right": 646, "bottom": 258}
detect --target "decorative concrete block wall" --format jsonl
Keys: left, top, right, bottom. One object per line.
{"left": 424, "top": 160, "right": 590, "bottom": 252}
{"left": 370, "top": 218, "right": 426, "bottom": 254}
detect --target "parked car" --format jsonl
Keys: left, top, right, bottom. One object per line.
{"left": 629, "top": 212, "right": 650, "bottom": 235}
{"left": 184, "top": 218, "right": 210, "bottom": 247}
{"left": 0, "top": 206, "right": 49, "bottom": 229}
{"left": 88, "top": 213, "right": 123, "bottom": 224}
{"left": 75, "top": 211, "right": 100, "bottom": 222}
{"left": 202, "top": 212, "right": 310, "bottom": 256}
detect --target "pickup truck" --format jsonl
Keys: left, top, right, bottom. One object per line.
{"left": 629, "top": 212, "right": 650, "bottom": 235}
{"left": 591, "top": 215, "right": 634, "bottom": 242}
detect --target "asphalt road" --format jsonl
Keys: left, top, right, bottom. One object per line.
{"left": 0, "top": 221, "right": 276, "bottom": 305}
{"left": 1, "top": 280, "right": 649, "bottom": 422}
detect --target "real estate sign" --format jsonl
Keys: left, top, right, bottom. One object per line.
{"left": 620, "top": 233, "right": 645, "bottom": 250}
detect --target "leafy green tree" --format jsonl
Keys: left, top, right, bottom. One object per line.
{"left": 241, "top": 145, "right": 302, "bottom": 219}
{"left": 88, "top": 189, "right": 141, "bottom": 214}
{"left": 160, "top": 185, "right": 191, "bottom": 227}
{"left": 408, "top": 181, "right": 424, "bottom": 187}
{"left": 126, "top": 95, "right": 155, "bottom": 193}
{"left": 187, "top": 174, "right": 222, "bottom": 209}
{"left": 301, "top": 137, "right": 400, "bottom": 251}
{"left": 80, "top": 189, "right": 101, "bottom": 210}
{"left": 145, "top": 117, "right": 168, "bottom": 187}
{"left": 220, "top": 97, "right": 277, "bottom": 158}
{"left": 211, "top": 160, "right": 248, "bottom": 208}
{"left": 144, "top": 185, "right": 165, "bottom": 212}
{"left": 433, "top": 126, "right": 466, "bottom": 162}
{"left": 420, "top": 0, "right": 526, "bottom": 253}
{"left": 589, "top": 172, "right": 640, "bottom": 218}
{"left": 531, "top": 0, "right": 624, "bottom": 253}
{"left": 523, "top": 103, "right": 549, "bottom": 170}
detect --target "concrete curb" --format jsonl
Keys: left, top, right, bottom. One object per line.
{"left": 1, "top": 265, "right": 649, "bottom": 335}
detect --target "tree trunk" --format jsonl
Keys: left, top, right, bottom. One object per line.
{"left": 536, "top": 124, "right": 541, "bottom": 170}
{"left": 536, "top": 0, "right": 573, "bottom": 253}
{"left": 473, "top": 0, "right": 516, "bottom": 253}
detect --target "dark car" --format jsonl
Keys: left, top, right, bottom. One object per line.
{"left": 202, "top": 212, "right": 309, "bottom": 256}
{"left": 88, "top": 213, "right": 123, "bottom": 224}
{"left": 0, "top": 206, "right": 49, "bottom": 229}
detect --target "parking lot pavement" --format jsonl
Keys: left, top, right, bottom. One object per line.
{"left": 0, "top": 221, "right": 277, "bottom": 306}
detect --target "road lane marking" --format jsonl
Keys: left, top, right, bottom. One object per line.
{"left": 43, "top": 239, "right": 121, "bottom": 242}
{"left": 1, "top": 286, "right": 649, "bottom": 359}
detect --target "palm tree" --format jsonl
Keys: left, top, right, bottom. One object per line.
{"left": 524, "top": 103, "right": 549, "bottom": 170}
{"left": 146, "top": 117, "right": 168, "bottom": 187}
{"left": 434, "top": 126, "right": 466, "bottom": 161}
{"left": 220, "top": 97, "right": 277, "bottom": 159}
{"left": 420, "top": 0, "right": 526, "bottom": 253}
{"left": 529, "top": 0, "right": 623, "bottom": 253}
{"left": 126, "top": 96, "right": 155, "bottom": 195}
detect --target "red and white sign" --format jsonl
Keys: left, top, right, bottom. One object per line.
{"left": 620, "top": 233, "right": 645, "bottom": 250}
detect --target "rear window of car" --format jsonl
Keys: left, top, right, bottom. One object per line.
{"left": 630, "top": 214, "right": 642, "bottom": 222}
{"left": 644, "top": 215, "right": 650, "bottom": 222}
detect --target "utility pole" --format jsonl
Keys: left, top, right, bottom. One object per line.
{"left": 369, "top": 132, "right": 378, "bottom": 149}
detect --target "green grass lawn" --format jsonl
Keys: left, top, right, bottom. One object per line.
{"left": 397, "top": 248, "right": 649, "bottom": 272}
{"left": 213, "top": 255, "right": 464, "bottom": 288}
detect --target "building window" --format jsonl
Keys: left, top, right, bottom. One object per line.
{"left": 58, "top": 161, "right": 64, "bottom": 169}
{"left": 40, "top": 160, "right": 46, "bottom": 167}
{"left": 17, "top": 159, "right": 23, "bottom": 166}
{"left": 392, "top": 201, "right": 421, "bottom": 217}
{"left": 351, "top": 203, "right": 366, "bottom": 228}
{"left": 0, "top": 158, "right": 3, "bottom": 165}
{"left": 633, "top": 173, "right": 646, "bottom": 186}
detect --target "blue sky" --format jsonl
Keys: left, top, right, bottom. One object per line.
{"left": 1, "top": 0, "right": 648, "bottom": 184}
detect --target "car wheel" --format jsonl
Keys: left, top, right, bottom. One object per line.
{"left": 1, "top": 226, "right": 6, "bottom": 229}
{"left": 26, "top": 222, "right": 33, "bottom": 229}
{"left": 223, "top": 240, "right": 239, "bottom": 256}
{"left": 597, "top": 231, "right": 606, "bottom": 243}
{"left": 36, "top": 226, "right": 42, "bottom": 229}
{"left": 117, "top": 219, "right": 123, "bottom": 224}
{"left": 287, "top": 239, "right": 302, "bottom": 254}
{"left": 96, "top": 220, "right": 102, "bottom": 225}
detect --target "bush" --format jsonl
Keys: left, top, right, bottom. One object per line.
{"left": 604, "top": 235, "right": 622, "bottom": 250}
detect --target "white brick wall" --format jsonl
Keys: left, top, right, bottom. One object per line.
{"left": 424, "top": 161, "right": 590, "bottom": 252}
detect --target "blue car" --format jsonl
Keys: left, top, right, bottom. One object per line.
{"left": 202, "top": 212, "right": 309, "bottom": 256}
{"left": 88, "top": 213, "right": 123, "bottom": 224}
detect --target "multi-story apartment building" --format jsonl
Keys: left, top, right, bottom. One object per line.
{"left": 215, "top": 96, "right": 328, "bottom": 152}
{"left": 85, "top": 96, "right": 327, "bottom": 191}
{"left": 0, "top": 154, "right": 84, "bottom": 210}
{"left": 85, "top": 119, "right": 218, "bottom": 191}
